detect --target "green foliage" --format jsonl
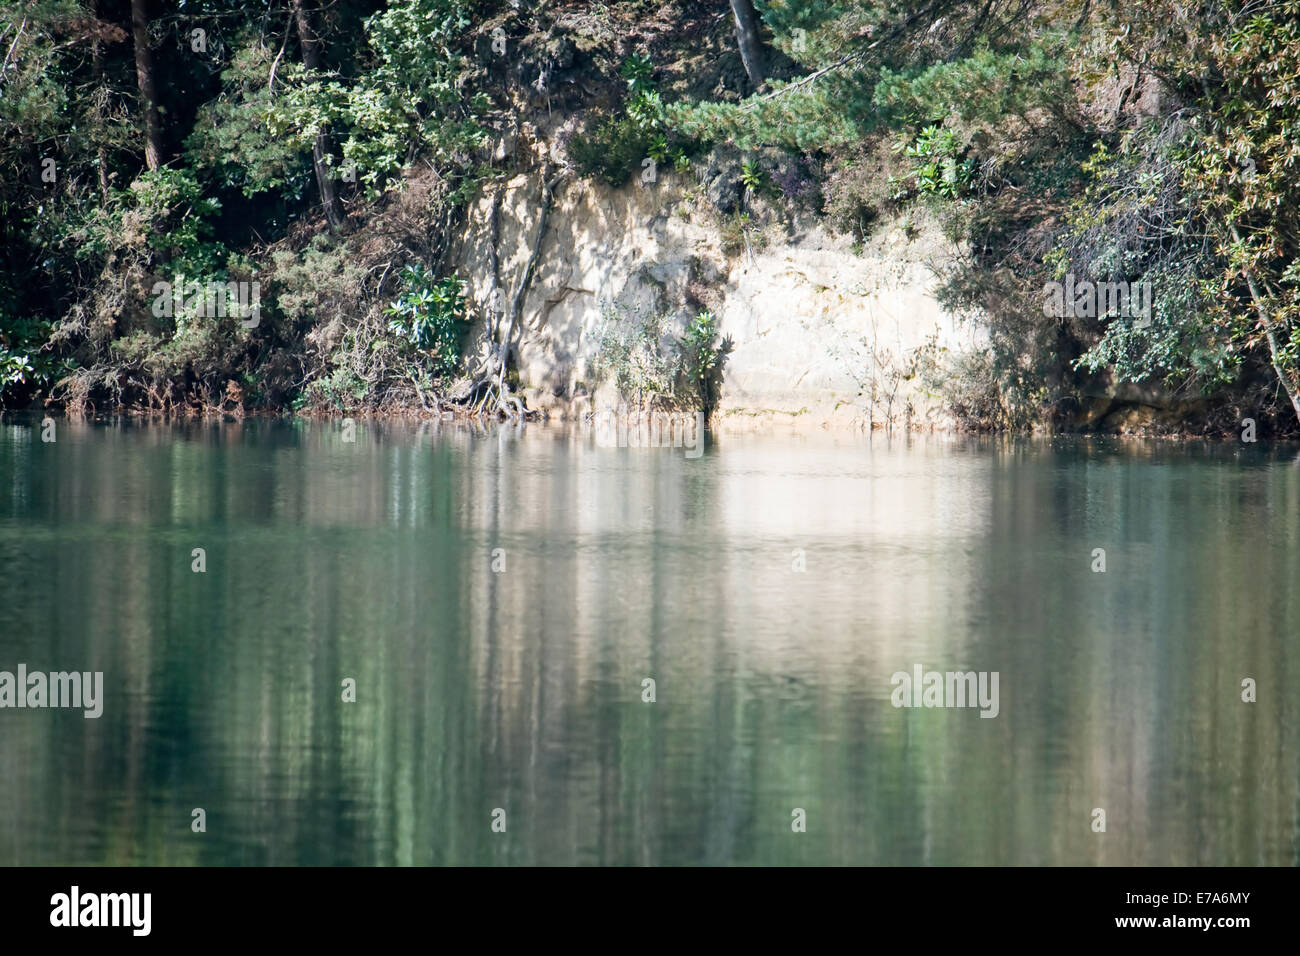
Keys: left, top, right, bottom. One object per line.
{"left": 0, "top": 349, "right": 35, "bottom": 390}
{"left": 1076, "top": 267, "right": 1232, "bottom": 390}
{"left": 0, "top": 314, "right": 64, "bottom": 395}
{"left": 740, "top": 160, "right": 765, "bottom": 192}
{"left": 1056, "top": 131, "right": 1233, "bottom": 393}
{"left": 719, "top": 211, "right": 767, "bottom": 257}
{"left": 0, "top": 317, "right": 64, "bottom": 392}
{"left": 671, "top": 1, "right": 1058, "bottom": 152}
{"left": 73, "top": 167, "right": 226, "bottom": 278}
{"left": 301, "top": 256, "right": 470, "bottom": 414}
{"left": 383, "top": 265, "right": 470, "bottom": 376}
{"left": 304, "top": 367, "right": 370, "bottom": 411}
{"left": 270, "top": 235, "right": 368, "bottom": 328}
{"left": 620, "top": 53, "right": 655, "bottom": 97}
{"left": 0, "top": 0, "right": 496, "bottom": 412}
{"left": 260, "top": 0, "right": 487, "bottom": 200}
{"left": 568, "top": 112, "right": 658, "bottom": 188}
{"left": 591, "top": 307, "right": 678, "bottom": 405}
{"left": 894, "top": 126, "right": 975, "bottom": 200}
{"left": 1179, "top": 3, "right": 1300, "bottom": 405}
{"left": 0, "top": 1, "right": 133, "bottom": 208}
{"left": 0, "top": 2, "right": 77, "bottom": 129}
{"left": 343, "top": 0, "right": 487, "bottom": 192}
{"left": 569, "top": 54, "right": 695, "bottom": 186}
{"left": 1038, "top": 0, "right": 1300, "bottom": 424}
{"left": 872, "top": 40, "right": 1073, "bottom": 130}
{"left": 592, "top": 306, "right": 728, "bottom": 411}
{"left": 0, "top": 298, "right": 63, "bottom": 395}
{"left": 1056, "top": 0, "right": 1300, "bottom": 411}
{"left": 676, "top": 310, "right": 728, "bottom": 411}
{"left": 186, "top": 42, "right": 314, "bottom": 200}
{"left": 669, "top": 84, "right": 859, "bottom": 152}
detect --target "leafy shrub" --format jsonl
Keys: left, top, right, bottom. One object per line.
{"left": 383, "top": 265, "right": 469, "bottom": 376}
{"left": 590, "top": 307, "right": 677, "bottom": 406}
{"left": 266, "top": 0, "right": 487, "bottom": 200}
{"left": 0, "top": 349, "right": 35, "bottom": 390}
{"left": 186, "top": 42, "right": 314, "bottom": 201}
{"left": 592, "top": 306, "right": 729, "bottom": 411}
{"left": 303, "top": 367, "right": 370, "bottom": 411}
{"left": 568, "top": 54, "right": 695, "bottom": 187}
{"left": 0, "top": 313, "right": 63, "bottom": 398}
{"left": 568, "top": 112, "right": 659, "bottom": 188}
{"left": 73, "top": 167, "right": 225, "bottom": 278}
{"left": 620, "top": 53, "right": 655, "bottom": 97}
{"left": 894, "top": 125, "right": 976, "bottom": 200}
{"left": 719, "top": 211, "right": 767, "bottom": 257}
{"left": 676, "top": 310, "right": 730, "bottom": 412}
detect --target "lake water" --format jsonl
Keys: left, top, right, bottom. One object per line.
{"left": 0, "top": 416, "right": 1297, "bottom": 865}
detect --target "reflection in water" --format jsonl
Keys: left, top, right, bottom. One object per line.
{"left": 0, "top": 417, "right": 1296, "bottom": 865}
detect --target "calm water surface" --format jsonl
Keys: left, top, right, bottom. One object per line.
{"left": 0, "top": 416, "right": 1297, "bottom": 865}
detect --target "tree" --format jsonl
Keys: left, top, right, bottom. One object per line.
{"left": 1187, "top": 3, "right": 1300, "bottom": 424}
{"left": 1083, "top": 0, "right": 1300, "bottom": 425}
{"left": 292, "top": 0, "right": 345, "bottom": 231}
{"left": 728, "top": 0, "right": 765, "bottom": 89}
{"left": 129, "top": 0, "right": 163, "bottom": 170}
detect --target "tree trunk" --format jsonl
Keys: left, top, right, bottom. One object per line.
{"left": 495, "top": 165, "right": 564, "bottom": 408}
{"left": 92, "top": 2, "right": 109, "bottom": 196}
{"left": 293, "top": 0, "right": 345, "bottom": 232}
{"left": 1229, "top": 224, "right": 1300, "bottom": 424}
{"left": 1261, "top": 323, "right": 1300, "bottom": 424}
{"left": 729, "top": 0, "right": 765, "bottom": 89}
{"left": 129, "top": 0, "right": 163, "bottom": 170}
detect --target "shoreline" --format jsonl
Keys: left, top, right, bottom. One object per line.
{"left": 0, "top": 404, "right": 1280, "bottom": 443}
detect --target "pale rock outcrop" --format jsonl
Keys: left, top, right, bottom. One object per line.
{"left": 452, "top": 168, "right": 986, "bottom": 429}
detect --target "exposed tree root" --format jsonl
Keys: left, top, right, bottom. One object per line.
{"left": 448, "top": 161, "right": 565, "bottom": 423}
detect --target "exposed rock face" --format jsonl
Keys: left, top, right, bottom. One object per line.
{"left": 452, "top": 165, "right": 987, "bottom": 429}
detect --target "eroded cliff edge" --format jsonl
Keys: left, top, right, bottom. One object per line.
{"left": 452, "top": 156, "right": 985, "bottom": 430}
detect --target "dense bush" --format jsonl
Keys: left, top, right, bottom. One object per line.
{"left": 4, "top": 0, "right": 1300, "bottom": 432}
{"left": 568, "top": 54, "right": 694, "bottom": 187}
{"left": 590, "top": 305, "right": 728, "bottom": 412}
{"left": 384, "top": 266, "right": 470, "bottom": 377}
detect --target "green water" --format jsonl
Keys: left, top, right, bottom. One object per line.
{"left": 0, "top": 416, "right": 1297, "bottom": 865}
